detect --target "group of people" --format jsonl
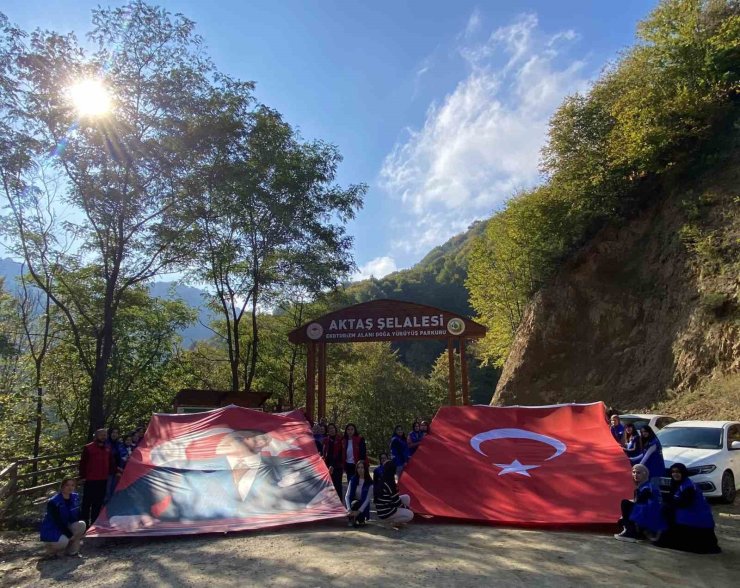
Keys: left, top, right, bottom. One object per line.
{"left": 40, "top": 425, "right": 145, "bottom": 558}
{"left": 312, "top": 420, "right": 429, "bottom": 528}
{"left": 609, "top": 415, "right": 721, "bottom": 554}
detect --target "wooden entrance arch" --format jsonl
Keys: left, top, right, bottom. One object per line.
{"left": 288, "top": 299, "right": 486, "bottom": 423}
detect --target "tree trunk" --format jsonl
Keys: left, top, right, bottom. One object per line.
{"left": 245, "top": 281, "right": 259, "bottom": 393}
{"left": 88, "top": 305, "right": 115, "bottom": 438}
{"left": 31, "top": 386, "right": 43, "bottom": 486}
{"left": 230, "top": 317, "right": 241, "bottom": 392}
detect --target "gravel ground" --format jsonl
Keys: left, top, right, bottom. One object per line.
{"left": 1, "top": 502, "right": 738, "bottom": 587}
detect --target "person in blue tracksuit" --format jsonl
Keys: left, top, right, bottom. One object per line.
{"left": 629, "top": 426, "right": 665, "bottom": 485}
{"left": 407, "top": 421, "right": 425, "bottom": 457}
{"left": 614, "top": 464, "right": 666, "bottom": 542}
{"left": 656, "top": 463, "right": 721, "bottom": 553}
{"left": 390, "top": 425, "right": 409, "bottom": 476}
{"left": 622, "top": 423, "right": 642, "bottom": 458}
{"left": 610, "top": 414, "right": 625, "bottom": 444}
{"left": 345, "top": 461, "right": 373, "bottom": 527}
{"left": 40, "top": 478, "right": 87, "bottom": 557}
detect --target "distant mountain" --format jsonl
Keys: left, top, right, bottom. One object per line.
{"left": 344, "top": 221, "right": 498, "bottom": 403}
{"left": 0, "top": 258, "right": 214, "bottom": 346}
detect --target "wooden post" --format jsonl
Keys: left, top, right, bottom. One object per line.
{"left": 317, "top": 342, "right": 327, "bottom": 421}
{"left": 447, "top": 338, "right": 456, "bottom": 406}
{"left": 306, "top": 343, "right": 316, "bottom": 424}
{"left": 460, "top": 337, "right": 470, "bottom": 405}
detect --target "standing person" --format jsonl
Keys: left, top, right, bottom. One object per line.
{"left": 629, "top": 426, "right": 665, "bottom": 486}
{"left": 345, "top": 461, "right": 373, "bottom": 527}
{"left": 40, "top": 478, "right": 86, "bottom": 558}
{"left": 106, "top": 427, "right": 125, "bottom": 501}
{"left": 614, "top": 464, "right": 666, "bottom": 542}
{"left": 131, "top": 426, "right": 145, "bottom": 448}
{"left": 390, "top": 425, "right": 409, "bottom": 476}
{"left": 407, "top": 421, "right": 424, "bottom": 457}
{"left": 656, "top": 463, "right": 721, "bottom": 553}
{"left": 420, "top": 421, "right": 430, "bottom": 436}
{"left": 120, "top": 434, "right": 135, "bottom": 468}
{"left": 322, "top": 423, "right": 344, "bottom": 498}
{"left": 610, "top": 415, "right": 625, "bottom": 444}
{"left": 313, "top": 424, "right": 327, "bottom": 454}
{"left": 341, "top": 423, "right": 367, "bottom": 482}
{"left": 79, "top": 428, "right": 116, "bottom": 527}
{"left": 375, "top": 460, "right": 413, "bottom": 526}
{"left": 623, "top": 423, "right": 643, "bottom": 458}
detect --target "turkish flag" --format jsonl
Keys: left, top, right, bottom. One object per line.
{"left": 400, "top": 403, "right": 633, "bottom": 526}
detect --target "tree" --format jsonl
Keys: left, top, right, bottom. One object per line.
{"left": 0, "top": 3, "right": 227, "bottom": 434}
{"left": 184, "top": 103, "right": 365, "bottom": 393}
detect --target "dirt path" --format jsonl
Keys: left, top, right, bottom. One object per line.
{"left": 2, "top": 503, "right": 738, "bottom": 587}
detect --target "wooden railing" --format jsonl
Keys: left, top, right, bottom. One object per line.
{"left": 0, "top": 450, "right": 79, "bottom": 513}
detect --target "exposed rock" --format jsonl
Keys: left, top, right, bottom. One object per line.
{"left": 492, "top": 160, "right": 739, "bottom": 411}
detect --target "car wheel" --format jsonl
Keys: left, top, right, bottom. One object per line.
{"left": 720, "top": 470, "right": 736, "bottom": 504}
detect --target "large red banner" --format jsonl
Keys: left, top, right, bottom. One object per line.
{"left": 400, "top": 403, "right": 632, "bottom": 526}
{"left": 88, "top": 406, "right": 345, "bottom": 537}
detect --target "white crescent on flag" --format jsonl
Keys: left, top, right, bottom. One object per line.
{"left": 470, "top": 428, "right": 567, "bottom": 477}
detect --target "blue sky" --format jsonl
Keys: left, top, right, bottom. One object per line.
{"left": 5, "top": 0, "right": 657, "bottom": 280}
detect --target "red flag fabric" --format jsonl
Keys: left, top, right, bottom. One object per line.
{"left": 88, "top": 406, "right": 345, "bottom": 537}
{"left": 400, "top": 402, "right": 633, "bottom": 526}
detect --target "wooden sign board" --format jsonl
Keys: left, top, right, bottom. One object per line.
{"left": 288, "top": 299, "right": 486, "bottom": 344}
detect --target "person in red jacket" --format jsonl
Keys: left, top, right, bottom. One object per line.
{"left": 79, "top": 428, "right": 116, "bottom": 527}
{"left": 322, "top": 423, "right": 344, "bottom": 498}
{"left": 341, "top": 423, "right": 368, "bottom": 482}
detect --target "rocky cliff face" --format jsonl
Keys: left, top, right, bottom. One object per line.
{"left": 492, "top": 159, "right": 739, "bottom": 411}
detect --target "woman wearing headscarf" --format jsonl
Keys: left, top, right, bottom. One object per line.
{"left": 614, "top": 464, "right": 666, "bottom": 542}
{"left": 629, "top": 425, "right": 665, "bottom": 485}
{"left": 656, "top": 463, "right": 721, "bottom": 554}
{"left": 345, "top": 461, "right": 373, "bottom": 527}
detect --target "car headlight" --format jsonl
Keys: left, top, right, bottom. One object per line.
{"left": 687, "top": 465, "right": 716, "bottom": 476}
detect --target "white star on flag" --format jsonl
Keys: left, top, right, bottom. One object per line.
{"left": 493, "top": 459, "right": 540, "bottom": 477}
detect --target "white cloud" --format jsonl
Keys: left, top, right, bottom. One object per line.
{"left": 353, "top": 256, "right": 398, "bottom": 281}
{"left": 380, "top": 13, "right": 590, "bottom": 256}
{"left": 464, "top": 8, "right": 482, "bottom": 38}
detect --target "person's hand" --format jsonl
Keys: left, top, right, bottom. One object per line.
{"left": 329, "top": 466, "right": 334, "bottom": 474}
{"left": 109, "top": 514, "right": 159, "bottom": 532}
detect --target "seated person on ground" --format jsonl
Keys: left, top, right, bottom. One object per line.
{"left": 345, "top": 461, "right": 373, "bottom": 527}
{"left": 615, "top": 464, "right": 666, "bottom": 543}
{"left": 40, "top": 478, "right": 87, "bottom": 558}
{"left": 374, "top": 460, "right": 413, "bottom": 526}
{"left": 655, "top": 462, "right": 721, "bottom": 554}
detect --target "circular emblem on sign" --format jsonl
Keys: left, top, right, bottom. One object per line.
{"left": 447, "top": 318, "right": 466, "bottom": 336}
{"left": 306, "top": 322, "right": 324, "bottom": 340}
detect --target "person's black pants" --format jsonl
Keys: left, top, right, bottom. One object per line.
{"left": 619, "top": 499, "right": 637, "bottom": 534}
{"left": 350, "top": 499, "right": 366, "bottom": 524}
{"left": 81, "top": 479, "right": 108, "bottom": 527}
{"left": 344, "top": 463, "right": 356, "bottom": 480}
{"left": 330, "top": 467, "right": 344, "bottom": 498}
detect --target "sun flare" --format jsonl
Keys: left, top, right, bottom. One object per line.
{"left": 67, "top": 79, "right": 112, "bottom": 118}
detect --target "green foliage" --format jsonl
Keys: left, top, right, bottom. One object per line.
{"left": 468, "top": 0, "right": 740, "bottom": 367}
{"left": 327, "top": 342, "right": 435, "bottom": 456}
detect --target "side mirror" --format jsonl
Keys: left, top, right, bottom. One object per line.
{"left": 731, "top": 441, "right": 740, "bottom": 450}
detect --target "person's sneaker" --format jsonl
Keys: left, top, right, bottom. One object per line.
{"left": 66, "top": 552, "right": 83, "bottom": 558}
{"left": 347, "top": 521, "right": 354, "bottom": 527}
{"left": 614, "top": 529, "right": 640, "bottom": 543}
{"left": 644, "top": 530, "right": 662, "bottom": 542}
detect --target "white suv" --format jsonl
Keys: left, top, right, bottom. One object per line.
{"left": 657, "top": 421, "right": 740, "bottom": 503}
{"left": 619, "top": 413, "right": 676, "bottom": 430}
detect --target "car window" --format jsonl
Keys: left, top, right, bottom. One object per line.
{"left": 657, "top": 427, "right": 723, "bottom": 449}
{"left": 655, "top": 418, "right": 670, "bottom": 429}
{"left": 620, "top": 417, "right": 649, "bottom": 429}
{"left": 728, "top": 425, "right": 740, "bottom": 449}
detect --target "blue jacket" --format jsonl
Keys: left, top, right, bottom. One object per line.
{"left": 346, "top": 475, "right": 372, "bottom": 519}
{"left": 390, "top": 435, "right": 409, "bottom": 467}
{"left": 408, "top": 431, "right": 425, "bottom": 456}
{"left": 610, "top": 424, "right": 625, "bottom": 443}
{"left": 671, "top": 479, "right": 715, "bottom": 529}
{"left": 40, "top": 492, "right": 81, "bottom": 542}
{"left": 623, "top": 436, "right": 641, "bottom": 458}
{"left": 629, "top": 481, "right": 667, "bottom": 533}
{"left": 630, "top": 437, "right": 665, "bottom": 480}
